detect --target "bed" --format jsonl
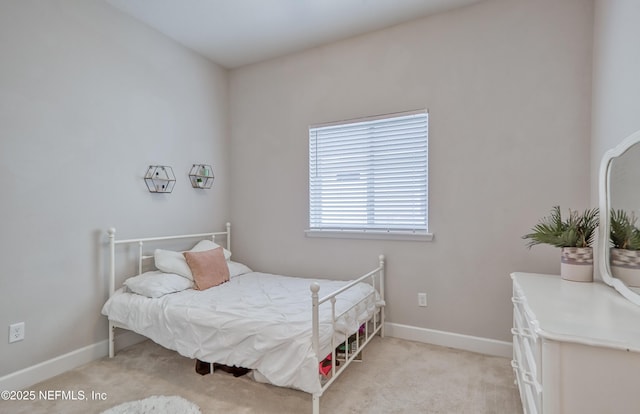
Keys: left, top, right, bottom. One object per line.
{"left": 101, "top": 223, "right": 385, "bottom": 414}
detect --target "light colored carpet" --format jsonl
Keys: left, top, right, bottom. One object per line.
{"left": 101, "top": 395, "right": 201, "bottom": 414}
{"left": 0, "top": 337, "right": 522, "bottom": 414}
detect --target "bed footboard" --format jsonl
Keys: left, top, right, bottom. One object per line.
{"left": 310, "top": 255, "right": 385, "bottom": 414}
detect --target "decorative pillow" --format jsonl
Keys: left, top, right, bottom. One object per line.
{"left": 124, "top": 271, "right": 193, "bottom": 298}
{"left": 154, "top": 239, "right": 231, "bottom": 280}
{"left": 227, "top": 260, "right": 252, "bottom": 278}
{"left": 183, "top": 247, "right": 230, "bottom": 290}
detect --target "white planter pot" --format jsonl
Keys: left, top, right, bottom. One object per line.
{"left": 610, "top": 248, "right": 640, "bottom": 287}
{"left": 560, "top": 247, "right": 593, "bottom": 282}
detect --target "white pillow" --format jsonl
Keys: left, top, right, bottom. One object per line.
{"left": 154, "top": 249, "right": 191, "bottom": 278}
{"left": 227, "top": 260, "right": 252, "bottom": 278}
{"left": 192, "top": 239, "right": 232, "bottom": 260}
{"left": 124, "top": 271, "right": 193, "bottom": 298}
{"left": 154, "top": 239, "right": 231, "bottom": 280}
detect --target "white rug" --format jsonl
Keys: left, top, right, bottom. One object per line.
{"left": 101, "top": 395, "right": 201, "bottom": 414}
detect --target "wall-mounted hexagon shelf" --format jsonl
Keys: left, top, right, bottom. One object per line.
{"left": 144, "top": 165, "right": 176, "bottom": 193}
{"left": 189, "top": 164, "right": 214, "bottom": 189}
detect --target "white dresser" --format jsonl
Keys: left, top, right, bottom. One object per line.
{"left": 511, "top": 272, "right": 640, "bottom": 414}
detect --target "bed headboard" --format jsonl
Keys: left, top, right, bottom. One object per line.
{"left": 107, "top": 222, "right": 231, "bottom": 296}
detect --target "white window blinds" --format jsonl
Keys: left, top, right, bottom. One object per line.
{"left": 309, "top": 110, "right": 428, "bottom": 234}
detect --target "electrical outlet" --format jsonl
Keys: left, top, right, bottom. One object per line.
{"left": 9, "top": 322, "right": 25, "bottom": 343}
{"left": 418, "top": 293, "right": 427, "bottom": 307}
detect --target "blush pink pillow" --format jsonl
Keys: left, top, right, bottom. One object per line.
{"left": 183, "top": 247, "right": 230, "bottom": 290}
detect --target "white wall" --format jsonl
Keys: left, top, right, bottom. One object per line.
{"left": 0, "top": 0, "right": 229, "bottom": 377}
{"left": 591, "top": 0, "right": 640, "bottom": 210}
{"left": 229, "top": 0, "right": 593, "bottom": 342}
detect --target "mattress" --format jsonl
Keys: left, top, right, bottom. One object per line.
{"left": 101, "top": 271, "right": 382, "bottom": 394}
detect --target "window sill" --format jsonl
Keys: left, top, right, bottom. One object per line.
{"left": 304, "top": 229, "right": 434, "bottom": 242}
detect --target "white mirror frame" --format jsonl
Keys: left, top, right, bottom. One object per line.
{"left": 598, "top": 128, "right": 640, "bottom": 306}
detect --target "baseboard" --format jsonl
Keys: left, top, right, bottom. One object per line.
{"left": 0, "top": 330, "right": 145, "bottom": 391}
{"left": 384, "top": 322, "right": 512, "bottom": 358}
{"left": 0, "top": 340, "right": 108, "bottom": 392}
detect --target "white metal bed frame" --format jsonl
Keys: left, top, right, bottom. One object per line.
{"left": 106, "top": 222, "right": 385, "bottom": 414}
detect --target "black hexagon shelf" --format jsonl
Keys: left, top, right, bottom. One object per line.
{"left": 189, "top": 164, "right": 214, "bottom": 189}
{"left": 144, "top": 165, "right": 176, "bottom": 193}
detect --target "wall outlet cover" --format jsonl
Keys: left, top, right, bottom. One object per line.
{"left": 418, "top": 293, "right": 427, "bottom": 307}
{"left": 9, "top": 322, "right": 25, "bottom": 343}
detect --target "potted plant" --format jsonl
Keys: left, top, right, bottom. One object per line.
{"left": 610, "top": 209, "right": 640, "bottom": 287}
{"left": 523, "top": 206, "right": 599, "bottom": 282}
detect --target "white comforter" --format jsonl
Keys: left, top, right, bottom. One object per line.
{"left": 101, "top": 272, "right": 381, "bottom": 394}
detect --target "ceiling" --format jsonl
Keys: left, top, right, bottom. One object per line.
{"left": 105, "top": 0, "right": 484, "bottom": 69}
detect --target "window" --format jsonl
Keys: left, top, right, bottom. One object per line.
{"left": 307, "top": 110, "right": 430, "bottom": 240}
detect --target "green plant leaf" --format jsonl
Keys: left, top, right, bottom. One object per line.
{"left": 523, "top": 206, "right": 599, "bottom": 248}
{"left": 610, "top": 209, "right": 640, "bottom": 250}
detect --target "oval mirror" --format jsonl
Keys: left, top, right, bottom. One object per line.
{"left": 599, "top": 129, "right": 640, "bottom": 305}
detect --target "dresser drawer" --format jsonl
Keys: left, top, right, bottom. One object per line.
{"left": 511, "top": 283, "right": 538, "bottom": 338}
{"left": 512, "top": 282, "right": 542, "bottom": 414}
{"left": 511, "top": 356, "right": 541, "bottom": 414}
